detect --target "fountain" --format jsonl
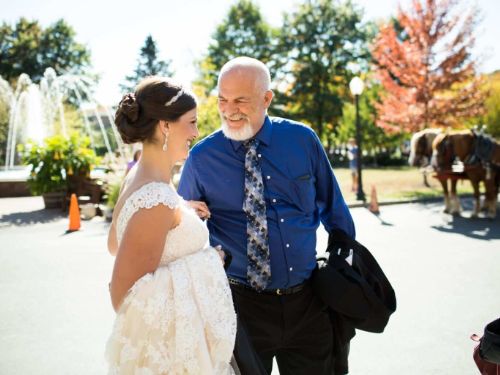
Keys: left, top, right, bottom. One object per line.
{"left": 0, "top": 68, "right": 126, "bottom": 197}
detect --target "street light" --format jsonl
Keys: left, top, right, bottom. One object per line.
{"left": 349, "top": 76, "right": 365, "bottom": 202}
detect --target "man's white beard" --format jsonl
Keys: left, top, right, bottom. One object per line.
{"left": 220, "top": 117, "right": 255, "bottom": 141}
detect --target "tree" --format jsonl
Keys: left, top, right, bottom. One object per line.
{"left": 275, "top": 0, "right": 373, "bottom": 142}
{"left": 196, "top": 0, "right": 278, "bottom": 93}
{"left": 483, "top": 71, "right": 500, "bottom": 138}
{"left": 338, "top": 79, "right": 396, "bottom": 147}
{"left": 371, "top": 0, "right": 485, "bottom": 133}
{"left": 0, "top": 18, "right": 91, "bottom": 83}
{"left": 0, "top": 18, "right": 91, "bottom": 164}
{"left": 191, "top": 85, "right": 221, "bottom": 142}
{"left": 0, "top": 99, "right": 9, "bottom": 165}
{"left": 334, "top": 76, "right": 407, "bottom": 166}
{"left": 120, "top": 35, "right": 174, "bottom": 93}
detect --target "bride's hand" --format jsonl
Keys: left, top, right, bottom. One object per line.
{"left": 187, "top": 200, "right": 211, "bottom": 219}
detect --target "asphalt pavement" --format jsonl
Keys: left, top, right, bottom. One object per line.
{"left": 0, "top": 196, "right": 499, "bottom": 374}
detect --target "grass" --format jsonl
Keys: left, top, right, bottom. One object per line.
{"left": 333, "top": 166, "right": 475, "bottom": 205}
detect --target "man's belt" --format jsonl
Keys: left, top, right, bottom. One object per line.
{"left": 228, "top": 277, "right": 307, "bottom": 296}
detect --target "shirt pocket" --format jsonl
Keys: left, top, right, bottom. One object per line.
{"left": 290, "top": 173, "right": 316, "bottom": 214}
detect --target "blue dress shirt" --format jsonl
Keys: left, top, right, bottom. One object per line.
{"left": 178, "top": 116, "right": 355, "bottom": 289}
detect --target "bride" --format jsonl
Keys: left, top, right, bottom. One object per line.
{"left": 105, "top": 77, "right": 236, "bottom": 374}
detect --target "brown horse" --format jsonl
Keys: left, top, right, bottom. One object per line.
{"left": 490, "top": 141, "right": 500, "bottom": 166}
{"left": 433, "top": 130, "right": 499, "bottom": 218}
{"left": 409, "top": 129, "right": 461, "bottom": 214}
{"left": 409, "top": 128, "right": 441, "bottom": 168}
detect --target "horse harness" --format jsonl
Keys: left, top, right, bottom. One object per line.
{"left": 433, "top": 131, "right": 498, "bottom": 180}
{"left": 469, "top": 131, "right": 499, "bottom": 179}
{"left": 431, "top": 135, "right": 464, "bottom": 180}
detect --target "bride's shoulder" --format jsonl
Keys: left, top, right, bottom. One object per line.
{"left": 125, "top": 181, "right": 179, "bottom": 211}
{"left": 114, "top": 181, "right": 178, "bottom": 221}
{"left": 113, "top": 181, "right": 179, "bottom": 241}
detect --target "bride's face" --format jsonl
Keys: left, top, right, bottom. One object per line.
{"left": 165, "top": 108, "right": 199, "bottom": 162}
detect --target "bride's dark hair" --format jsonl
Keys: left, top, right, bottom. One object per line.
{"left": 115, "top": 76, "right": 197, "bottom": 144}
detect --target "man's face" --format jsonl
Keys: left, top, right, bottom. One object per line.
{"left": 217, "top": 68, "right": 272, "bottom": 141}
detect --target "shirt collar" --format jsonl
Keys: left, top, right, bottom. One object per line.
{"left": 229, "top": 116, "right": 273, "bottom": 152}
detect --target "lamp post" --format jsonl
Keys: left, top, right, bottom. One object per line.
{"left": 349, "top": 76, "right": 365, "bottom": 202}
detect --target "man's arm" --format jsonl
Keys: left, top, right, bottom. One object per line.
{"left": 312, "top": 132, "right": 356, "bottom": 238}
{"left": 178, "top": 154, "right": 231, "bottom": 268}
{"left": 178, "top": 154, "right": 204, "bottom": 201}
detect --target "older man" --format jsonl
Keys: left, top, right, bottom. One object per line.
{"left": 178, "top": 56, "right": 355, "bottom": 375}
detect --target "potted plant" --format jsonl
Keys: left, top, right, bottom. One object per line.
{"left": 104, "top": 181, "right": 121, "bottom": 221}
{"left": 19, "top": 132, "right": 101, "bottom": 209}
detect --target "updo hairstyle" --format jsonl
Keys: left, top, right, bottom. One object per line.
{"left": 115, "top": 76, "right": 197, "bottom": 144}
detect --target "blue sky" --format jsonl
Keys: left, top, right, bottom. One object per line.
{"left": 2, "top": 0, "right": 499, "bottom": 105}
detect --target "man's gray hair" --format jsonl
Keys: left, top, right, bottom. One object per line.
{"left": 218, "top": 56, "right": 271, "bottom": 91}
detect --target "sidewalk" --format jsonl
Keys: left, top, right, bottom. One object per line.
{"left": 1, "top": 196, "right": 499, "bottom": 374}
{"left": 0, "top": 196, "right": 113, "bottom": 374}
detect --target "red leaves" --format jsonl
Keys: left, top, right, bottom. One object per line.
{"left": 372, "top": 0, "right": 485, "bottom": 133}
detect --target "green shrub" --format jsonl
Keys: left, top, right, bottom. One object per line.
{"left": 106, "top": 181, "right": 121, "bottom": 209}
{"left": 19, "top": 132, "right": 101, "bottom": 195}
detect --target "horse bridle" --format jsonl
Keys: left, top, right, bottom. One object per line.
{"left": 413, "top": 133, "right": 434, "bottom": 167}
{"left": 416, "top": 136, "right": 428, "bottom": 166}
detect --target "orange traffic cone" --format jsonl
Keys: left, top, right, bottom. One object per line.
{"left": 67, "top": 193, "right": 81, "bottom": 232}
{"left": 368, "top": 185, "right": 380, "bottom": 215}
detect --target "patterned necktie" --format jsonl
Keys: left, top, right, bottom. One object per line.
{"left": 243, "top": 139, "right": 271, "bottom": 291}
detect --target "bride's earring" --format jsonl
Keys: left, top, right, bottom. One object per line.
{"left": 162, "top": 132, "right": 169, "bottom": 152}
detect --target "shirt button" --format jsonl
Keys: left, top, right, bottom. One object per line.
{"left": 266, "top": 175, "right": 271, "bottom": 180}
{"left": 289, "top": 267, "right": 293, "bottom": 271}
{"left": 280, "top": 218, "right": 284, "bottom": 223}
{"left": 272, "top": 199, "right": 276, "bottom": 203}
{"left": 286, "top": 244, "right": 290, "bottom": 248}
{"left": 258, "top": 154, "right": 262, "bottom": 158}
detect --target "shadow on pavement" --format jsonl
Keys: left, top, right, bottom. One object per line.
{"left": 368, "top": 210, "right": 394, "bottom": 226}
{"left": 410, "top": 197, "right": 500, "bottom": 240}
{"left": 431, "top": 214, "right": 500, "bottom": 240}
{"left": 0, "top": 209, "right": 64, "bottom": 227}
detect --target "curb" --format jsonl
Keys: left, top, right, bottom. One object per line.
{"left": 346, "top": 194, "right": 480, "bottom": 209}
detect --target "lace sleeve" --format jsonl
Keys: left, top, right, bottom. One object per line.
{"left": 116, "top": 182, "right": 179, "bottom": 245}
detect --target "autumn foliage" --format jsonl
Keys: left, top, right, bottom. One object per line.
{"left": 372, "top": 0, "right": 486, "bottom": 133}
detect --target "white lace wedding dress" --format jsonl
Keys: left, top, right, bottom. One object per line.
{"left": 106, "top": 182, "right": 237, "bottom": 375}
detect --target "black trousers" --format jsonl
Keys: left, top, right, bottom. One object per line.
{"left": 231, "top": 282, "right": 333, "bottom": 375}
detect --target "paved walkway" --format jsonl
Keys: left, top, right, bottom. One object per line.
{"left": 0, "top": 196, "right": 499, "bottom": 374}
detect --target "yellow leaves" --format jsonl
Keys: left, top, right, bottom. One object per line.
{"left": 331, "top": 75, "right": 344, "bottom": 83}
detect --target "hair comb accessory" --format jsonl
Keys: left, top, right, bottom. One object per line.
{"left": 164, "top": 89, "right": 184, "bottom": 107}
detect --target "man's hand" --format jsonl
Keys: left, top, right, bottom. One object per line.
{"left": 187, "top": 200, "right": 211, "bottom": 219}
{"left": 214, "top": 245, "right": 232, "bottom": 270}
{"left": 215, "top": 245, "right": 225, "bottom": 265}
